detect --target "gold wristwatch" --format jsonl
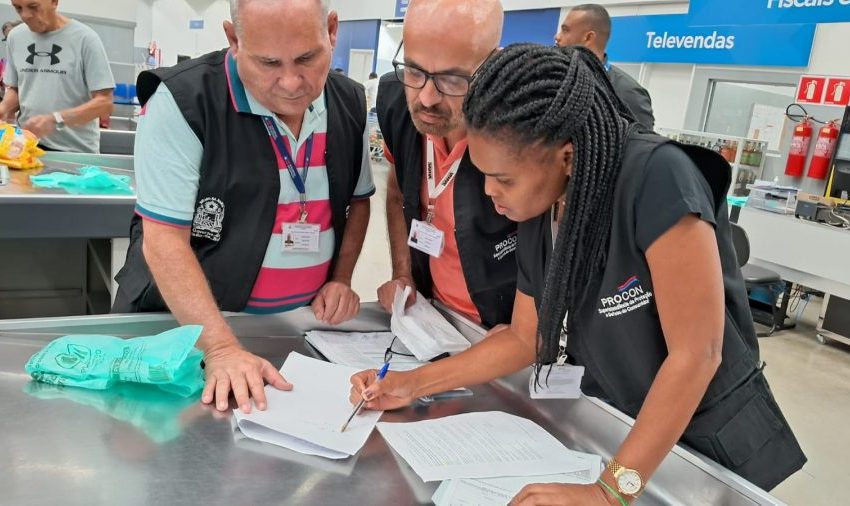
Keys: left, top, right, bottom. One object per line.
{"left": 607, "top": 459, "right": 644, "bottom": 497}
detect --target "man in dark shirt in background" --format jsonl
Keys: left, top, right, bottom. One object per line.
{"left": 555, "top": 4, "right": 655, "bottom": 131}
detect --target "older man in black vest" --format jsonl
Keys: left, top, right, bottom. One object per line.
{"left": 114, "top": 0, "right": 374, "bottom": 413}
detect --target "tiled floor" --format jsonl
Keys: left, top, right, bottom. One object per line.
{"left": 354, "top": 161, "right": 848, "bottom": 505}
{"left": 760, "top": 299, "right": 850, "bottom": 506}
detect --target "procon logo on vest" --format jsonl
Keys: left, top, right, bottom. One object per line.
{"left": 597, "top": 275, "right": 654, "bottom": 319}
{"left": 26, "top": 43, "right": 62, "bottom": 65}
{"left": 767, "top": 0, "right": 850, "bottom": 8}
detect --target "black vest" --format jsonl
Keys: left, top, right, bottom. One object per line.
{"left": 521, "top": 132, "right": 805, "bottom": 490}
{"left": 113, "top": 50, "right": 365, "bottom": 313}
{"left": 376, "top": 74, "right": 517, "bottom": 328}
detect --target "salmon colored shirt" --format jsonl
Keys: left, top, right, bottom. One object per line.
{"left": 420, "top": 135, "right": 481, "bottom": 323}
{"left": 385, "top": 136, "right": 481, "bottom": 323}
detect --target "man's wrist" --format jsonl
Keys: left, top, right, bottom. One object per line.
{"left": 330, "top": 275, "right": 352, "bottom": 286}
{"left": 391, "top": 271, "right": 413, "bottom": 283}
{"left": 199, "top": 324, "right": 240, "bottom": 354}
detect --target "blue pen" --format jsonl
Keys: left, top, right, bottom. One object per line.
{"left": 340, "top": 361, "right": 390, "bottom": 432}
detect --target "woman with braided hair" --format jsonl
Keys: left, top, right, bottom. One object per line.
{"left": 351, "top": 44, "right": 805, "bottom": 504}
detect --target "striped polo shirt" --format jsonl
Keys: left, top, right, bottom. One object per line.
{"left": 133, "top": 51, "right": 375, "bottom": 314}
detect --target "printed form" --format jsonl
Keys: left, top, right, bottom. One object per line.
{"left": 305, "top": 330, "right": 427, "bottom": 371}
{"left": 432, "top": 467, "right": 602, "bottom": 506}
{"left": 377, "top": 411, "right": 601, "bottom": 482}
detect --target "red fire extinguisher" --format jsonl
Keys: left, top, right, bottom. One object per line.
{"left": 808, "top": 120, "right": 839, "bottom": 180}
{"left": 786, "top": 117, "right": 812, "bottom": 177}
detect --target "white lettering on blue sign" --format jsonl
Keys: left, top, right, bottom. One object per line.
{"left": 766, "top": 0, "right": 850, "bottom": 8}
{"left": 645, "top": 31, "right": 735, "bottom": 50}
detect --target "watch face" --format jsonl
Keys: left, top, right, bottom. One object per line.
{"left": 617, "top": 470, "right": 642, "bottom": 495}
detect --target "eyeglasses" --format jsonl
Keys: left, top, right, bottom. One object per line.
{"left": 384, "top": 335, "right": 416, "bottom": 364}
{"left": 391, "top": 41, "right": 495, "bottom": 97}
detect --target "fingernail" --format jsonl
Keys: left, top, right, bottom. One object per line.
{"left": 258, "top": 403, "right": 267, "bottom": 410}
{"left": 219, "top": 402, "right": 227, "bottom": 410}
{"left": 242, "top": 404, "right": 250, "bottom": 412}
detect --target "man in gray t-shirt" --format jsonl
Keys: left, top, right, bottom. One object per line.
{"left": 0, "top": 0, "right": 114, "bottom": 153}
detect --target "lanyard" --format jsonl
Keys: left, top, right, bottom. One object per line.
{"left": 262, "top": 116, "right": 314, "bottom": 222}
{"left": 551, "top": 202, "right": 569, "bottom": 364}
{"left": 425, "top": 137, "right": 462, "bottom": 224}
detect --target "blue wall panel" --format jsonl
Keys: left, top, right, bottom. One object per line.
{"left": 500, "top": 8, "right": 562, "bottom": 47}
{"left": 333, "top": 20, "right": 381, "bottom": 74}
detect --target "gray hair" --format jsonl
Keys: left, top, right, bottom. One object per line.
{"left": 230, "top": 0, "right": 329, "bottom": 30}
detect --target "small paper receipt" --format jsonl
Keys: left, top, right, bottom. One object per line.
{"left": 528, "top": 365, "right": 584, "bottom": 399}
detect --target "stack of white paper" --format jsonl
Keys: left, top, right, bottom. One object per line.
{"left": 376, "top": 411, "right": 600, "bottom": 482}
{"left": 233, "top": 352, "right": 382, "bottom": 459}
{"left": 304, "top": 330, "right": 427, "bottom": 371}
{"left": 432, "top": 466, "right": 601, "bottom": 506}
{"left": 391, "top": 286, "right": 471, "bottom": 360}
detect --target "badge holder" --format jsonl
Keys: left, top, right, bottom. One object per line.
{"left": 282, "top": 196, "right": 320, "bottom": 253}
{"left": 408, "top": 205, "right": 445, "bottom": 258}
{"left": 529, "top": 313, "right": 584, "bottom": 399}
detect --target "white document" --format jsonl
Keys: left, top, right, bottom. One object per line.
{"left": 304, "top": 330, "right": 427, "bottom": 371}
{"left": 231, "top": 418, "right": 359, "bottom": 476}
{"left": 528, "top": 365, "right": 585, "bottom": 399}
{"left": 391, "top": 285, "right": 471, "bottom": 360}
{"left": 432, "top": 464, "right": 602, "bottom": 506}
{"left": 377, "top": 411, "right": 598, "bottom": 482}
{"left": 233, "top": 352, "right": 382, "bottom": 459}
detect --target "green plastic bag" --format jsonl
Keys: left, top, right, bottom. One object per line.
{"left": 25, "top": 326, "right": 205, "bottom": 397}
{"left": 30, "top": 165, "right": 133, "bottom": 195}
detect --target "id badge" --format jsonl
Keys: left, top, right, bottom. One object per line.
{"left": 528, "top": 364, "right": 585, "bottom": 399}
{"left": 408, "top": 219, "right": 445, "bottom": 258}
{"left": 281, "top": 223, "right": 321, "bottom": 253}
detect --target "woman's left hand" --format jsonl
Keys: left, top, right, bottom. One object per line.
{"left": 510, "top": 483, "right": 615, "bottom": 506}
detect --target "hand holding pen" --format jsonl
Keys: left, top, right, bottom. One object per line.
{"left": 341, "top": 361, "right": 390, "bottom": 432}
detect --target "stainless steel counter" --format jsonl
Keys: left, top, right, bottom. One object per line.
{"left": 0, "top": 152, "right": 135, "bottom": 239}
{"left": 0, "top": 305, "right": 784, "bottom": 505}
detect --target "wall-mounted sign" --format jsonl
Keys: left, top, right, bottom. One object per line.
{"left": 798, "top": 75, "right": 850, "bottom": 107}
{"left": 189, "top": 20, "right": 204, "bottom": 30}
{"left": 689, "top": 0, "right": 850, "bottom": 26}
{"left": 607, "top": 14, "right": 815, "bottom": 67}
{"left": 824, "top": 78, "right": 850, "bottom": 106}
{"left": 395, "top": 0, "right": 410, "bottom": 18}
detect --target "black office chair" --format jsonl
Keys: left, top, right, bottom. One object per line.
{"left": 730, "top": 223, "right": 795, "bottom": 336}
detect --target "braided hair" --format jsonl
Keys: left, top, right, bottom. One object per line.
{"left": 463, "top": 44, "right": 636, "bottom": 379}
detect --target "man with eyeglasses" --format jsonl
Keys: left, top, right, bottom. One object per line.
{"left": 375, "top": 0, "right": 517, "bottom": 329}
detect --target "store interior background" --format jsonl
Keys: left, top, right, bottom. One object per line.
{"left": 1, "top": 1, "right": 849, "bottom": 504}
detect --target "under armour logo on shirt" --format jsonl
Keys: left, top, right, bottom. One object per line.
{"left": 26, "top": 43, "right": 62, "bottom": 65}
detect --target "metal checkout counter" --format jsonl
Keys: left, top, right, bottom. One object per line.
{"left": 0, "top": 304, "right": 785, "bottom": 505}
{"left": 0, "top": 152, "right": 134, "bottom": 318}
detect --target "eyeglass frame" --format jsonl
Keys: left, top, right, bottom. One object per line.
{"left": 390, "top": 41, "right": 496, "bottom": 97}
{"left": 384, "top": 335, "right": 416, "bottom": 364}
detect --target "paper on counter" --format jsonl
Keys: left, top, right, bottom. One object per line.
{"left": 304, "top": 330, "right": 427, "bottom": 371}
{"left": 231, "top": 418, "right": 360, "bottom": 476}
{"left": 233, "top": 352, "right": 382, "bottom": 459}
{"left": 432, "top": 465, "right": 602, "bottom": 506}
{"left": 377, "top": 411, "right": 598, "bottom": 482}
{"left": 391, "top": 285, "right": 471, "bottom": 360}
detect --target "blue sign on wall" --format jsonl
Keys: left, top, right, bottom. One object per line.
{"left": 607, "top": 14, "right": 815, "bottom": 67}
{"left": 189, "top": 19, "right": 204, "bottom": 30}
{"left": 395, "top": 0, "right": 410, "bottom": 18}
{"left": 501, "top": 9, "right": 561, "bottom": 47}
{"left": 689, "top": 0, "right": 850, "bottom": 26}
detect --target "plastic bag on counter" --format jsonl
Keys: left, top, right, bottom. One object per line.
{"left": 24, "top": 326, "right": 205, "bottom": 397}
{"left": 0, "top": 123, "right": 45, "bottom": 170}
{"left": 30, "top": 165, "right": 133, "bottom": 195}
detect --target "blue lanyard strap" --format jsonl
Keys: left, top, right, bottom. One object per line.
{"left": 262, "top": 116, "right": 315, "bottom": 200}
